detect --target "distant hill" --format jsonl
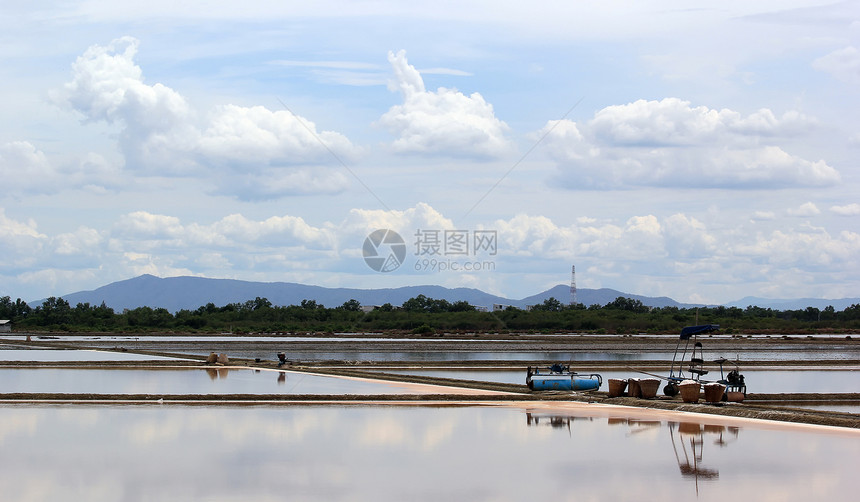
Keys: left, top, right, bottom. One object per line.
{"left": 519, "top": 285, "right": 693, "bottom": 309}
{"left": 33, "top": 274, "right": 854, "bottom": 312}
{"left": 32, "top": 274, "right": 697, "bottom": 312}
{"left": 726, "top": 296, "right": 860, "bottom": 311}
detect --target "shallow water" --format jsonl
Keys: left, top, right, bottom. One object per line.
{"left": 159, "top": 348, "right": 860, "bottom": 362}
{"left": 4, "top": 334, "right": 522, "bottom": 343}
{"left": 0, "top": 367, "right": 472, "bottom": 395}
{"left": 0, "top": 404, "right": 855, "bottom": 501}
{"left": 9, "top": 333, "right": 856, "bottom": 341}
{"left": 0, "top": 349, "right": 187, "bottom": 362}
{"left": 775, "top": 403, "right": 860, "bottom": 413}
{"left": 7, "top": 334, "right": 858, "bottom": 362}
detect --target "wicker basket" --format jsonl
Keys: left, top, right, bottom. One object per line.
{"left": 628, "top": 378, "right": 642, "bottom": 398}
{"left": 679, "top": 380, "right": 701, "bottom": 403}
{"left": 639, "top": 378, "right": 661, "bottom": 399}
{"left": 607, "top": 378, "right": 628, "bottom": 397}
{"left": 703, "top": 382, "right": 726, "bottom": 403}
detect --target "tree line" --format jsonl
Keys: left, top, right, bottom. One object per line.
{"left": 1, "top": 294, "right": 859, "bottom": 334}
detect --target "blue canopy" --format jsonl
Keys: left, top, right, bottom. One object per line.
{"left": 680, "top": 324, "right": 720, "bottom": 339}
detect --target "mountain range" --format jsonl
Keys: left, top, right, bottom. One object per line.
{"left": 30, "top": 274, "right": 859, "bottom": 313}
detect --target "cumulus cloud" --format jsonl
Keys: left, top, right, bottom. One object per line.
{"left": 0, "top": 141, "right": 124, "bottom": 196}
{"left": 813, "top": 46, "right": 860, "bottom": 84}
{"left": 343, "top": 202, "right": 454, "bottom": 236}
{"left": 112, "top": 211, "right": 341, "bottom": 258}
{"left": 3, "top": 202, "right": 859, "bottom": 304}
{"left": 0, "top": 208, "right": 47, "bottom": 272}
{"left": 493, "top": 211, "right": 717, "bottom": 265}
{"left": 52, "top": 37, "right": 357, "bottom": 199}
{"left": 734, "top": 226, "right": 860, "bottom": 269}
{"left": 378, "top": 50, "right": 512, "bottom": 158}
{"left": 751, "top": 211, "right": 776, "bottom": 221}
{"left": 212, "top": 167, "right": 350, "bottom": 201}
{"left": 830, "top": 203, "right": 860, "bottom": 216}
{"left": 54, "top": 227, "right": 103, "bottom": 256}
{"left": 787, "top": 202, "right": 821, "bottom": 217}
{"left": 198, "top": 104, "right": 355, "bottom": 167}
{"left": 0, "top": 209, "right": 106, "bottom": 286}
{"left": 208, "top": 213, "right": 336, "bottom": 249}
{"left": 58, "top": 37, "right": 190, "bottom": 128}
{"left": 0, "top": 141, "right": 56, "bottom": 193}
{"left": 490, "top": 209, "right": 859, "bottom": 302}
{"left": 541, "top": 98, "right": 840, "bottom": 189}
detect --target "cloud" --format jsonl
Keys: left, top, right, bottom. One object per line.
{"left": 787, "top": 202, "right": 821, "bottom": 217}
{"left": 493, "top": 211, "right": 717, "bottom": 264}
{"left": 343, "top": 202, "right": 454, "bottom": 236}
{"left": 268, "top": 59, "right": 386, "bottom": 86}
{"left": 212, "top": 167, "right": 349, "bottom": 201}
{"left": 208, "top": 213, "right": 336, "bottom": 249}
{"left": 198, "top": 104, "right": 357, "bottom": 167}
{"left": 2, "top": 202, "right": 859, "bottom": 304}
{"left": 662, "top": 213, "right": 717, "bottom": 259}
{"left": 54, "top": 227, "right": 103, "bottom": 256}
{"left": 491, "top": 210, "right": 859, "bottom": 301}
{"left": 813, "top": 46, "right": 860, "bottom": 84}
{"left": 541, "top": 98, "right": 840, "bottom": 189}
{"left": 269, "top": 60, "right": 380, "bottom": 71}
{"left": 418, "top": 68, "right": 474, "bottom": 77}
{"left": 0, "top": 141, "right": 56, "bottom": 194}
{"left": 751, "top": 211, "right": 776, "bottom": 221}
{"left": 830, "top": 203, "right": 860, "bottom": 216}
{"left": 57, "top": 36, "right": 190, "bottom": 130}
{"left": 0, "top": 208, "right": 47, "bottom": 273}
{"left": 52, "top": 37, "right": 358, "bottom": 199}
{"left": 3, "top": 203, "right": 461, "bottom": 298}
{"left": 378, "top": 50, "right": 512, "bottom": 158}
{"left": 734, "top": 226, "right": 860, "bottom": 269}
{"left": 0, "top": 141, "right": 124, "bottom": 197}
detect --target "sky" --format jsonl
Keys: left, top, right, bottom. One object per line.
{"left": 1, "top": 1, "right": 858, "bottom": 305}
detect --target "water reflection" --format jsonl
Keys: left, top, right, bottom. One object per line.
{"left": 174, "top": 348, "right": 860, "bottom": 363}
{"left": 0, "top": 367, "right": 488, "bottom": 395}
{"left": 0, "top": 349, "right": 185, "bottom": 362}
{"left": 526, "top": 412, "right": 573, "bottom": 431}
{"left": 524, "top": 411, "right": 757, "bottom": 497}
{"left": 0, "top": 404, "right": 856, "bottom": 501}
{"left": 669, "top": 421, "right": 722, "bottom": 493}
{"left": 205, "top": 368, "right": 231, "bottom": 380}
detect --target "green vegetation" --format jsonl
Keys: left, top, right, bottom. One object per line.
{"left": 2, "top": 294, "right": 859, "bottom": 334}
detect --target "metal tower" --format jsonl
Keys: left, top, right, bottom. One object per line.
{"left": 569, "top": 265, "right": 577, "bottom": 306}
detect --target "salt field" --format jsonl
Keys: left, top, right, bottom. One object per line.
{"left": 109, "top": 348, "right": 860, "bottom": 363}
{"left": 0, "top": 349, "right": 189, "bottom": 362}
{"left": 0, "top": 404, "right": 856, "bottom": 501}
{"left": 0, "top": 367, "right": 490, "bottom": 396}
{"left": 0, "top": 334, "right": 857, "bottom": 501}
{"left": 8, "top": 335, "right": 858, "bottom": 363}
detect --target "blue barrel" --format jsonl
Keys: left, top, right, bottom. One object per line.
{"left": 571, "top": 377, "right": 601, "bottom": 391}
{"left": 531, "top": 375, "right": 573, "bottom": 391}
{"left": 529, "top": 375, "right": 601, "bottom": 391}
